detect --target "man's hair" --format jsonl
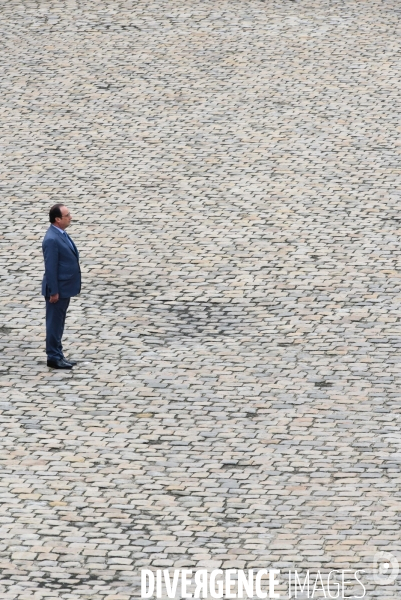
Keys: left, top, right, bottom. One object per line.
{"left": 49, "top": 204, "right": 65, "bottom": 223}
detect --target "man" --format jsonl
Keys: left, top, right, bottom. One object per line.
{"left": 42, "top": 204, "right": 81, "bottom": 369}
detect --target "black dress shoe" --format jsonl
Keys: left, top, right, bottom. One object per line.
{"left": 47, "top": 359, "right": 73, "bottom": 369}
{"left": 63, "top": 358, "right": 77, "bottom": 366}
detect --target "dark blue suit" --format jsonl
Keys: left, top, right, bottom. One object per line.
{"left": 42, "top": 225, "right": 81, "bottom": 361}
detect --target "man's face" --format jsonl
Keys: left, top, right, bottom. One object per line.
{"left": 55, "top": 206, "right": 72, "bottom": 230}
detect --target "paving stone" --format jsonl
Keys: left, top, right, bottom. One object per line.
{"left": 1, "top": 0, "right": 401, "bottom": 598}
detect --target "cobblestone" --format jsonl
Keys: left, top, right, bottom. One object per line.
{"left": 1, "top": 0, "right": 401, "bottom": 598}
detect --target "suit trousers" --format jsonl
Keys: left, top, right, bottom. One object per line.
{"left": 45, "top": 297, "right": 70, "bottom": 361}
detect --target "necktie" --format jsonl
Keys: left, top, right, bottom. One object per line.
{"left": 64, "top": 232, "right": 75, "bottom": 252}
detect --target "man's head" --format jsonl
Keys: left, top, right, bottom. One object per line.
{"left": 49, "top": 204, "right": 72, "bottom": 230}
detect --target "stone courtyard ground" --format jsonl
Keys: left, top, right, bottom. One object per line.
{"left": 1, "top": 0, "right": 401, "bottom": 598}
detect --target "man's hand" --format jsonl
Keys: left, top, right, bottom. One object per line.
{"left": 49, "top": 294, "right": 59, "bottom": 303}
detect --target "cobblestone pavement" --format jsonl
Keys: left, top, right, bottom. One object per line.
{"left": 1, "top": 0, "right": 401, "bottom": 598}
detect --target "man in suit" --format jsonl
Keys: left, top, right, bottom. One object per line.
{"left": 42, "top": 204, "right": 81, "bottom": 369}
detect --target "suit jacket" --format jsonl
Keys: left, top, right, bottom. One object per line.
{"left": 42, "top": 225, "right": 81, "bottom": 298}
